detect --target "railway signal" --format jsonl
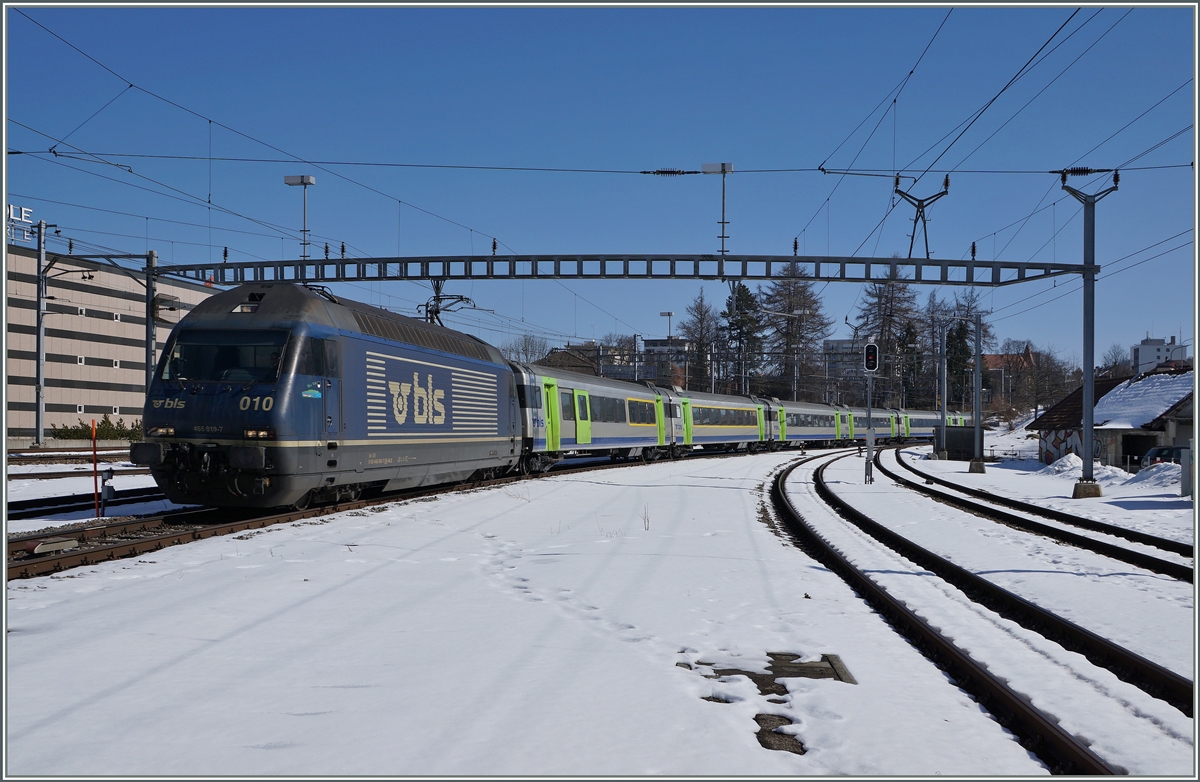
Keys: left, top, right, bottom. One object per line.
{"left": 864, "top": 343, "right": 879, "bottom": 373}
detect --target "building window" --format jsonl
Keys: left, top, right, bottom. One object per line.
{"left": 77, "top": 356, "right": 85, "bottom": 365}
{"left": 113, "top": 359, "right": 120, "bottom": 369}
{"left": 77, "top": 405, "right": 84, "bottom": 414}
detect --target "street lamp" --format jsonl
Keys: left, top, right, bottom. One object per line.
{"left": 284, "top": 175, "right": 316, "bottom": 260}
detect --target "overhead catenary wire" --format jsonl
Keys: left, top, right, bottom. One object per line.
{"left": 988, "top": 229, "right": 1194, "bottom": 320}
{"left": 11, "top": 8, "right": 518, "bottom": 257}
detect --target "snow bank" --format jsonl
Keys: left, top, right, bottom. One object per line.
{"left": 1035, "top": 453, "right": 1129, "bottom": 485}
{"left": 1122, "top": 462, "right": 1181, "bottom": 487}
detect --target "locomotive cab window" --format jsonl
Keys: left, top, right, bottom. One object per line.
{"left": 516, "top": 384, "right": 543, "bottom": 409}
{"left": 160, "top": 329, "right": 289, "bottom": 383}
{"left": 287, "top": 336, "right": 340, "bottom": 377}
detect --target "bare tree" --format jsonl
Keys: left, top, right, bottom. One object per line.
{"left": 1100, "top": 342, "right": 1132, "bottom": 378}
{"left": 501, "top": 333, "right": 551, "bottom": 364}
{"left": 678, "top": 289, "right": 721, "bottom": 392}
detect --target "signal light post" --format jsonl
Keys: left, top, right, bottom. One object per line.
{"left": 864, "top": 342, "right": 878, "bottom": 484}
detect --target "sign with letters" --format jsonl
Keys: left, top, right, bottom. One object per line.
{"left": 6, "top": 204, "right": 34, "bottom": 243}
{"left": 364, "top": 350, "right": 499, "bottom": 440}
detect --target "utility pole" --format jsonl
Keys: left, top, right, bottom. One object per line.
{"left": 145, "top": 250, "right": 158, "bottom": 391}
{"left": 939, "top": 321, "right": 950, "bottom": 460}
{"left": 34, "top": 220, "right": 55, "bottom": 447}
{"left": 1056, "top": 168, "right": 1117, "bottom": 498}
{"left": 969, "top": 311, "right": 986, "bottom": 473}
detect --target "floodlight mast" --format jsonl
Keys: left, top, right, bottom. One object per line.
{"left": 284, "top": 175, "right": 316, "bottom": 261}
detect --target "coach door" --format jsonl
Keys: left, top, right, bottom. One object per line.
{"left": 777, "top": 405, "right": 787, "bottom": 442}
{"left": 573, "top": 390, "right": 591, "bottom": 445}
{"left": 542, "top": 378, "right": 560, "bottom": 451}
{"left": 680, "top": 398, "right": 693, "bottom": 446}
{"left": 559, "top": 388, "right": 576, "bottom": 446}
{"left": 654, "top": 395, "right": 666, "bottom": 446}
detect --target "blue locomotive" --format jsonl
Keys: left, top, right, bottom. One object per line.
{"left": 131, "top": 283, "right": 950, "bottom": 508}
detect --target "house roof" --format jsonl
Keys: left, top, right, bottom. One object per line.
{"left": 1026, "top": 369, "right": 1194, "bottom": 432}
{"left": 982, "top": 344, "right": 1036, "bottom": 372}
{"left": 1094, "top": 370, "right": 1193, "bottom": 429}
{"left": 1025, "top": 376, "right": 1131, "bottom": 431}
{"left": 1145, "top": 391, "right": 1193, "bottom": 430}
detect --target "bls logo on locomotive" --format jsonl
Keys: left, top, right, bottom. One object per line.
{"left": 388, "top": 372, "right": 447, "bottom": 426}
{"left": 152, "top": 398, "right": 186, "bottom": 409}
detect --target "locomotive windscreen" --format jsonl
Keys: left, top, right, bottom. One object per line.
{"left": 161, "top": 329, "right": 290, "bottom": 383}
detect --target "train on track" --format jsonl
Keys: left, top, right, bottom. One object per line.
{"left": 131, "top": 283, "right": 959, "bottom": 509}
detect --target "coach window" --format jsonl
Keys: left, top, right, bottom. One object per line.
{"left": 577, "top": 395, "right": 589, "bottom": 421}
{"left": 560, "top": 390, "right": 575, "bottom": 420}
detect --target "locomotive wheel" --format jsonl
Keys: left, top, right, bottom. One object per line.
{"left": 292, "top": 491, "right": 313, "bottom": 511}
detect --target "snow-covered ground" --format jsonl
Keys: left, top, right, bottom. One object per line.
{"left": 5, "top": 429, "right": 1194, "bottom": 775}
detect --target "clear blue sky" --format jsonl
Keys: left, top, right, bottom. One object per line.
{"left": 5, "top": 5, "right": 1195, "bottom": 365}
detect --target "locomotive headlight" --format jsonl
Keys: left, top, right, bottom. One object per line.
{"left": 244, "top": 428, "right": 276, "bottom": 440}
{"left": 147, "top": 426, "right": 175, "bottom": 437}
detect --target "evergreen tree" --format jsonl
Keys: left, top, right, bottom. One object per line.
{"left": 721, "top": 283, "right": 765, "bottom": 395}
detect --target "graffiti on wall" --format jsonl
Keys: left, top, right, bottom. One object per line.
{"left": 1039, "top": 429, "right": 1082, "bottom": 464}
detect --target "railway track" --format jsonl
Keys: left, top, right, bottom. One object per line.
{"left": 812, "top": 450, "right": 1192, "bottom": 716}
{"left": 6, "top": 445, "right": 789, "bottom": 581}
{"left": 6, "top": 487, "right": 174, "bottom": 521}
{"left": 872, "top": 448, "right": 1193, "bottom": 582}
{"left": 893, "top": 448, "right": 1193, "bottom": 558}
{"left": 7, "top": 468, "right": 150, "bottom": 481}
{"left": 770, "top": 453, "right": 1122, "bottom": 774}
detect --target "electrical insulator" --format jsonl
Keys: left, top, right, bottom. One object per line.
{"left": 340, "top": 242, "right": 346, "bottom": 259}
{"left": 971, "top": 241, "right": 976, "bottom": 261}
{"left": 492, "top": 238, "right": 497, "bottom": 256}
{"left": 324, "top": 243, "right": 330, "bottom": 260}
{"left": 942, "top": 174, "right": 950, "bottom": 191}
{"left": 894, "top": 174, "right": 900, "bottom": 190}
{"left": 793, "top": 237, "right": 798, "bottom": 256}
{"left": 223, "top": 247, "right": 228, "bottom": 262}
{"left": 1061, "top": 171, "right": 1068, "bottom": 186}
{"left": 864, "top": 343, "right": 879, "bottom": 372}
{"left": 68, "top": 239, "right": 73, "bottom": 255}
{"left": 1113, "top": 170, "right": 1120, "bottom": 186}
{"left": 1066, "top": 166, "right": 1093, "bottom": 176}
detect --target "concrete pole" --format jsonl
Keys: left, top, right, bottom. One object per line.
{"left": 35, "top": 220, "right": 47, "bottom": 447}
{"left": 970, "top": 311, "right": 986, "bottom": 473}
{"left": 145, "top": 250, "right": 158, "bottom": 391}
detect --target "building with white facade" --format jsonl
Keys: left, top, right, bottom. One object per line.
{"left": 6, "top": 242, "right": 218, "bottom": 442}
{"left": 1130, "top": 336, "right": 1188, "bottom": 374}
